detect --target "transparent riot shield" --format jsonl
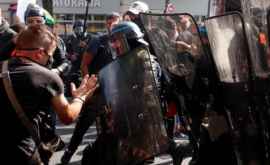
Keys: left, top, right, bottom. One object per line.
{"left": 268, "top": 10, "right": 270, "bottom": 40}
{"left": 205, "top": 12, "right": 270, "bottom": 164}
{"left": 140, "top": 13, "right": 205, "bottom": 89}
{"left": 241, "top": 0, "right": 270, "bottom": 77}
{"left": 208, "top": 0, "right": 226, "bottom": 17}
{"left": 98, "top": 46, "right": 169, "bottom": 164}
{"left": 241, "top": 1, "right": 270, "bottom": 161}
{"left": 205, "top": 12, "right": 250, "bottom": 83}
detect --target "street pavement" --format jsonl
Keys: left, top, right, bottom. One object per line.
{"left": 50, "top": 121, "right": 191, "bottom": 165}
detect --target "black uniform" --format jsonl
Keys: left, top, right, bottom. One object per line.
{"left": 61, "top": 33, "right": 113, "bottom": 164}
{"left": 64, "top": 33, "right": 90, "bottom": 95}
{"left": 52, "top": 37, "right": 71, "bottom": 76}
{"left": 66, "top": 33, "right": 88, "bottom": 73}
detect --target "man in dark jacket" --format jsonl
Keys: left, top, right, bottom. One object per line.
{"left": 1, "top": 24, "right": 98, "bottom": 164}
{"left": 24, "top": 4, "right": 71, "bottom": 151}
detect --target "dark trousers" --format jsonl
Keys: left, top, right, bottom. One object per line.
{"left": 66, "top": 90, "right": 104, "bottom": 154}
{"left": 165, "top": 117, "right": 175, "bottom": 139}
{"left": 66, "top": 105, "right": 97, "bottom": 153}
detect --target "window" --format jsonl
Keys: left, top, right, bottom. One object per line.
{"left": 54, "top": 14, "right": 74, "bottom": 21}
{"left": 75, "top": 14, "right": 85, "bottom": 20}
{"left": 94, "top": 15, "right": 105, "bottom": 21}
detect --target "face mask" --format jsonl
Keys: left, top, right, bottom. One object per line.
{"left": 45, "top": 55, "right": 54, "bottom": 69}
{"left": 0, "top": 17, "right": 2, "bottom": 25}
{"left": 74, "top": 26, "right": 84, "bottom": 37}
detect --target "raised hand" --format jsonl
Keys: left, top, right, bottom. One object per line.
{"left": 70, "top": 74, "right": 98, "bottom": 101}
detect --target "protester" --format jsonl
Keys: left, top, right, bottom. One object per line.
{"left": 1, "top": 24, "right": 98, "bottom": 164}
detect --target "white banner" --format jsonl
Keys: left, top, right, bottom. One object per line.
{"left": 53, "top": 0, "right": 120, "bottom": 14}
{"left": 16, "top": 0, "right": 37, "bottom": 23}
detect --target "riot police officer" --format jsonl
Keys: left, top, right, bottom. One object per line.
{"left": 61, "top": 13, "right": 120, "bottom": 165}
{"left": 123, "top": 1, "right": 149, "bottom": 26}
{"left": 65, "top": 20, "right": 90, "bottom": 95}
{"left": 81, "top": 21, "right": 190, "bottom": 165}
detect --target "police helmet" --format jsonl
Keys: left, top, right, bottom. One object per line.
{"left": 73, "top": 20, "right": 84, "bottom": 29}
{"left": 128, "top": 1, "right": 149, "bottom": 15}
{"left": 110, "top": 21, "right": 148, "bottom": 56}
{"left": 24, "top": 4, "right": 45, "bottom": 24}
{"left": 112, "top": 21, "right": 143, "bottom": 39}
{"left": 73, "top": 20, "right": 84, "bottom": 37}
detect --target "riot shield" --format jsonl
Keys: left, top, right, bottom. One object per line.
{"left": 139, "top": 13, "right": 205, "bottom": 89}
{"left": 205, "top": 13, "right": 270, "bottom": 164}
{"left": 208, "top": 0, "right": 226, "bottom": 17}
{"left": 98, "top": 46, "right": 169, "bottom": 164}
{"left": 205, "top": 12, "right": 250, "bottom": 83}
{"left": 268, "top": 10, "right": 270, "bottom": 40}
{"left": 241, "top": 0, "right": 270, "bottom": 77}
{"left": 241, "top": 1, "right": 270, "bottom": 161}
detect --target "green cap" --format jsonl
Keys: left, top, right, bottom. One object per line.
{"left": 43, "top": 8, "right": 55, "bottom": 26}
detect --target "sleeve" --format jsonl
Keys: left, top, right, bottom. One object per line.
{"left": 65, "top": 36, "right": 73, "bottom": 54}
{"left": 44, "top": 71, "right": 65, "bottom": 97}
{"left": 0, "top": 31, "right": 16, "bottom": 60}
{"left": 52, "top": 37, "right": 71, "bottom": 75}
{"left": 0, "top": 41, "right": 15, "bottom": 60}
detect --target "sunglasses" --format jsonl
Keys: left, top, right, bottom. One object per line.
{"left": 26, "top": 18, "right": 45, "bottom": 25}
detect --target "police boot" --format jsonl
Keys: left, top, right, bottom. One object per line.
{"left": 60, "top": 149, "right": 74, "bottom": 165}
{"left": 167, "top": 139, "right": 193, "bottom": 165}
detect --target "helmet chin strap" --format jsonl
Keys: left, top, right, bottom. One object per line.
{"left": 137, "top": 38, "right": 149, "bottom": 46}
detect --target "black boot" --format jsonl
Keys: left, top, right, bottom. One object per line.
{"left": 167, "top": 139, "right": 193, "bottom": 165}
{"left": 60, "top": 149, "right": 74, "bottom": 165}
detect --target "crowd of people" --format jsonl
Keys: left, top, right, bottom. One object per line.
{"left": 0, "top": 1, "right": 192, "bottom": 164}
{"left": 1, "top": 1, "right": 270, "bottom": 165}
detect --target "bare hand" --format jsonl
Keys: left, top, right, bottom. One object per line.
{"left": 70, "top": 74, "right": 98, "bottom": 100}
{"left": 79, "top": 41, "right": 87, "bottom": 48}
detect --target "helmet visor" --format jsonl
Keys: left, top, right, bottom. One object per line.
{"left": 110, "top": 33, "right": 130, "bottom": 57}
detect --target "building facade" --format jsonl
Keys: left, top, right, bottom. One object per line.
{"left": 53, "top": 0, "right": 121, "bottom": 33}
{"left": 0, "top": 0, "right": 43, "bottom": 24}
{"left": 53, "top": 0, "right": 210, "bottom": 34}
{"left": 1, "top": 0, "right": 210, "bottom": 33}
{"left": 0, "top": 0, "right": 17, "bottom": 24}
{"left": 122, "top": 0, "right": 209, "bottom": 15}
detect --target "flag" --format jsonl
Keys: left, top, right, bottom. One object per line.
{"left": 8, "top": 3, "right": 17, "bottom": 12}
